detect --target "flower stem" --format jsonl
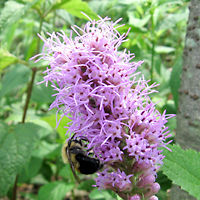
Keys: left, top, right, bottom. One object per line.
{"left": 12, "top": 10, "right": 44, "bottom": 200}
{"left": 21, "top": 67, "right": 37, "bottom": 123}
{"left": 21, "top": 8, "right": 44, "bottom": 123}
{"left": 150, "top": 10, "right": 155, "bottom": 83}
{"left": 150, "top": 41, "right": 155, "bottom": 82}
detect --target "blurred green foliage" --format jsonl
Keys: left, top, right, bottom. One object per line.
{"left": 0, "top": 0, "right": 190, "bottom": 199}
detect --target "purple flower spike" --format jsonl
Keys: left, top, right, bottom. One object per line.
{"left": 35, "top": 16, "right": 174, "bottom": 199}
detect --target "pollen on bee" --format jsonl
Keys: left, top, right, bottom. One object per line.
{"left": 61, "top": 143, "right": 69, "bottom": 164}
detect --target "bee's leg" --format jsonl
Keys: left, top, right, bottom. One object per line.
{"left": 79, "top": 136, "right": 89, "bottom": 142}
{"left": 87, "top": 151, "right": 93, "bottom": 156}
{"left": 67, "top": 149, "right": 80, "bottom": 183}
{"left": 86, "top": 147, "right": 93, "bottom": 152}
{"left": 79, "top": 136, "right": 90, "bottom": 149}
{"left": 71, "top": 133, "right": 77, "bottom": 140}
{"left": 67, "top": 133, "right": 77, "bottom": 147}
{"left": 69, "top": 161, "right": 81, "bottom": 183}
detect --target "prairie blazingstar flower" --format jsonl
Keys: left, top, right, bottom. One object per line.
{"left": 33, "top": 16, "right": 174, "bottom": 200}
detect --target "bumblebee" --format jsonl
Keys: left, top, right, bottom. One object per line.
{"left": 62, "top": 135, "right": 103, "bottom": 183}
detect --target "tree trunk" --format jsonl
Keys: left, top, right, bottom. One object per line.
{"left": 170, "top": 0, "right": 200, "bottom": 199}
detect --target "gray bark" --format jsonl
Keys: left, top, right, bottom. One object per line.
{"left": 170, "top": 0, "right": 200, "bottom": 199}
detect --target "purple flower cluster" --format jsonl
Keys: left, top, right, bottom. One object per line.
{"left": 34, "top": 16, "right": 174, "bottom": 199}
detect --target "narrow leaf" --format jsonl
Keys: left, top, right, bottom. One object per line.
{"left": 155, "top": 46, "right": 175, "bottom": 54}
{"left": 162, "top": 144, "right": 200, "bottom": 200}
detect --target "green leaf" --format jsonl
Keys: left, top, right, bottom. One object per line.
{"left": 42, "top": 114, "right": 71, "bottom": 140}
{"left": 116, "top": 195, "right": 123, "bottom": 200}
{"left": 154, "top": 56, "right": 162, "bottom": 75}
{"left": 38, "top": 181, "right": 74, "bottom": 200}
{"left": 0, "top": 122, "right": 9, "bottom": 146}
{"left": 32, "top": 141, "right": 60, "bottom": 158}
{"left": 59, "top": 165, "right": 76, "bottom": 183}
{"left": 0, "top": 48, "right": 19, "bottom": 72}
{"left": 54, "top": 0, "right": 98, "bottom": 20}
{"left": 157, "top": 189, "right": 168, "bottom": 200}
{"left": 155, "top": 46, "right": 175, "bottom": 54}
{"left": 31, "top": 83, "right": 55, "bottom": 103}
{"left": 0, "top": 123, "right": 41, "bottom": 197}
{"left": 128, "top": 12, "right": 151, "bottom": 28}
{"left": 162, "top": 144, "right": 200, "bottom": 200}
{"left": 118, "top": 24, "right": 147, "bottom": 34}
{"left": 18, "top": 156, "right": 43, "bottom": 183}
{"left": 159, "top": 12, "right": 189, "bottom": 30}
{"left": 0, "top": 0, "right": 40, "bottom": 31}
{"left": 162, "top": 100, "right": 176, "bottom": 115}
{"left": 29, "top": 119, "right": 52, "bottom": 139}
{"left": 25, "top": 38, "right": 38, "bottom": 61}
{"left": 165, "top": 117, "right": 176, "bottom": 133}
{"left": 0, "top": 64, "right": 31, "bottom": 99}
{"left": 89, "top": 189, "right": 117, "bottom": 200}
{"left": 170, "top": 57, "right": 182, "bottom": 109}
{"left": 0, "top": 1, "right": 23, "bottom": 30}
{"left": 0, "top": 20, "right": 18, "bottom": 50}
{"left": 78, "top": 179, "right": 96, "bottom": 192}
{"left": 157, "top": 171, "right": 172, "bottom": 191}
{"left": 40, "top": 162, "right": 53, "bottom": 181}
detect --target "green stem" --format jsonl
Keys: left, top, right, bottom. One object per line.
{"left": 11, "top": 175, "right": 18, "bottom": 200}
{"left": 12, "top": 10, "right": 44, "bottom": 200}
{"left": 36, "top": 17, "right": 43, "bottom": 54}
{"left": 150, "top": 9, "right": 155, "bottom": 83}
{"left": 18, "top": 59, "right": 29, "bottom": 67}
{"left": 21, "top": 67, "right": 37, "bottom": 123}
{"left": 150, "top": 41, "right": 155, "bottom": 82}
{"left": 21, "top": 13, "right": 43, "bottom": 123}
{"left": 53, "top": 11, "right": 56, "bottom": 28}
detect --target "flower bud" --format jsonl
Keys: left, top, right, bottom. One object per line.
{"left": 129, "top": 194, "right": 141, "bottom": 200}
{"left": 133, "top": 161, "right": 152, "bottom": 172}
{"left": 137, "top": 174, "right": 155, "bottom": 187}
{"left": 144, "top": 182, "right": 160, "bottom": 197}
{"left": 151, "top": 183, "right": 160, "bottom": 194}
{"left": 149, "top": 195, "right": 158, "bottom": 200}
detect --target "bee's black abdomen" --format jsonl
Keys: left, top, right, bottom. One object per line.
{"left": 75, "top": 153, "right": 102, "bottom": 174}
